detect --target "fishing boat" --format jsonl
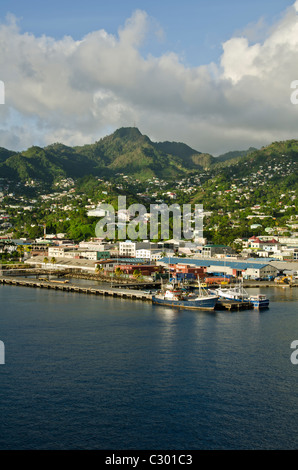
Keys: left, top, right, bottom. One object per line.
{"left": 248, "top": 294, "right": 270, "bottom": 309}
{"left": 152, "top": 281, "right": 218, "bottom": 310}
{"left": 209, "top": 283, "right": 269, "bottom": 309}
{"left": 208, "top": 283, "right": 250, "bottom": 302}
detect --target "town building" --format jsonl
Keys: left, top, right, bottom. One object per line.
{"left": 157, "top": 257, "right": 279, "bottom": 280}
{"left": 201, "top": 244, "right": 235, "bottom": 257}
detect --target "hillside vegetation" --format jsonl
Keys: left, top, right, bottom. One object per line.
{"left": 0, "top": 128, "right": 297, "bottom": 190}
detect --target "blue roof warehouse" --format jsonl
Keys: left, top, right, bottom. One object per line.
{"left": 157, "top": 257, "right": 280, "bottom": 279}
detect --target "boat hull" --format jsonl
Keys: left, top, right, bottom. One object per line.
{"left": 152, "top": 295, "right": 218, "bottom": 310}
{"left": 249, "top": 299, "right": 270, "bottom": 309}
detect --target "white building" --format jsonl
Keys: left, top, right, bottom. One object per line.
{"left": 119, "top": 241, "right": 162, "bottom": 259}
{"left": 150, "top": 250, "right": 164, "bottom": 261}
{"left": 48, "top": 246, "right": 99, "bottom": 260}
{"left": 135, "top": 249, "right": 151, "bottom": 259}
{"left": 244, "top": 264, "right": 278, "bottom": 279}
{"left": 135, "top": 249, "right": 163, "bottom": 261}
{"left": 79, "top": 241, "right": 106, "bottom": 251}
{"left": 87, "top": 204, "right": 108, "bottom": 217}
{"left": 48, "top": 246, "right": 72, "bottom": 257}
{"left": 119, "top": 241, "right": 136, "bottom": 257}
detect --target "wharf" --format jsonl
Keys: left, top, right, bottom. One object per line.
{"left": 1, "top": 268, "right": 71, "bottom": 277}
{"left": 0, "top": 276, "right": 153, "bottom": 302}
{"left": 111, "top": 281, "right": 160, "bottom": 289}
{"left": 0, "top": 276, "right": 253, "bottom": 310}
{"left": 215, "top": 299, "right": 253, "bottom": 311}
{"left": 243, "top": 281, "right": 298, "bottom": 288}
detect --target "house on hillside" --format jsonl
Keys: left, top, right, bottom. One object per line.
{"left": 249, "top": 236, "right": 280, "bottom": 251}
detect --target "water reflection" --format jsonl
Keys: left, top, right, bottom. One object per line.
{"left": 247, "top": 286, "right": 298, "bottom": 302}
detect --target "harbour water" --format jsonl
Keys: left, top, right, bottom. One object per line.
{"left": 0, "top": 283, "right": 297, "bottom": 450}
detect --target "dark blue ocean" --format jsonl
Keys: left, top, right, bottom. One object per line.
{"left": 0, "top": 283, "right": 297, "bottom": 450}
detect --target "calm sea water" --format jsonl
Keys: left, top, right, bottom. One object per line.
{"left": 0, "top": 283, "right": 297, "bottom": 450}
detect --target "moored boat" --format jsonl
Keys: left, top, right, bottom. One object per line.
{"left": 152, "top": 282, "right": 218, "bottom": 310}
{"left": 249, "top": 294, "right": 270, "bottom": 309}
{"left": 208, "top": 283, "right": 249, "bottom": 302}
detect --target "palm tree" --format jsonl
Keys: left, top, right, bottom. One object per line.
{"left": 16, "top": 245, "right": 24, "bottom": 262}
{"left": 115, "top": 267, "right": 123, "bottom": 277}
{"left": 24, "top": 245, "right": 32, "bottom": 257}
{"left": 95, "top": 264, "right": 103, "bottom": 275}
{"left": 133, "top": 269, "right": 141, "bottom": 279}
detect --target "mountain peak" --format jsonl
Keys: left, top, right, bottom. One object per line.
{"left": 112, "top": 127, "right": 144, "bottom": 140}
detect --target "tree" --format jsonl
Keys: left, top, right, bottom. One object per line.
{"left": 133, "top": 269, "right": 141, "bottom": 279}
{"left": 95, "top": 264, "right": 102, "bottom": 274}
{"left": 24, "top": 245, "right": 32, "bottom": 257}
{"left": 115, "top": 267, "right": 123, "bottom": 277}
{"left": 16, "top": 245, "right": 24, "bottom": 262}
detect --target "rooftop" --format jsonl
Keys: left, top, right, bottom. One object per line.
{"left": 159, "top": 257, "right": 274, "bottom": 270}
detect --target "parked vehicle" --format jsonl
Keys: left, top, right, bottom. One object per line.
{"left": 274, "top": 275, "right": 292, "bottom": 284}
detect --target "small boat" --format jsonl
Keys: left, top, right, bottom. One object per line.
{"left": 249, "top": 294, "right": 269, "bottom": 309}
{"left": 152, "top": 281, "right": 218, "bottom": 310}
{"left": 208, "top": 283, "right": 250, "bottom": 302}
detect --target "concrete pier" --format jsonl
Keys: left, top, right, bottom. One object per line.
{"left": 215, "top": 299, "right": 253, "bottom": 311}
{"left": 0, "top": 276, "right": 153, "bottom": 302}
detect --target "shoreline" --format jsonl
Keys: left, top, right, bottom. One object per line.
{"left": 1, "top": 274, "right": 297, "bottom": 313}
{"left": 0, "top": 276, "right": 153, "bottom": 302}
{"left": 1, "top": 268, "right": 297, "bottom": 288}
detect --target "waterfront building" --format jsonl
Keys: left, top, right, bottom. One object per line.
{"left": 157, "top": 257, "right": 279, "bottom": 280}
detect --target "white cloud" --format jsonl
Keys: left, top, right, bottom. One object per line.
{"left": 1, "top": 4, "right": 298, "bottom": 155}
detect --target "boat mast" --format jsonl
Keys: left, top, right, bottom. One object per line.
{"left": 197, "top": 275, "right": 201, "bottom": 296}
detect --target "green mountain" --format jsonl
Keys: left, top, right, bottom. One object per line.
{"left": 0, "top": 128, "right": 297, "bottom": 187}
{"left": 0, "top": 144, "right": 96, "bottom": 182}
{"left": 0, "top": 147, "right": 17, "bottom": 164}
{"left": 212, "top": 139, "right": 298, "bottom": 189}
{"left": 0, "top": 127, "right": 212, "bottom": 183}
{"left": 216, "top": 147, "right": 257, "bottom": 163}
{"left": 75, "top": 127, "right": 213, "bottom": 177}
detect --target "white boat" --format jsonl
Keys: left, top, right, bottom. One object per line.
{"left": 208, "top": 283, "right": 249, "bottom": 302}
{"left": 249, "top": 294, "right": 269, "bottom": 309}
{"left": 209, "top": 283, "right": 270, "bottom": 309}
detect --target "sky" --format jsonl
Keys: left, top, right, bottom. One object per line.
{"left": 0, "top": 0, "right": 298, "bottom": 155}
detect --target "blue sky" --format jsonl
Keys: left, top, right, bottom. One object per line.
{"left": 0, "top": 0, "right": 298, "bottom": 154}
{"left": 1, "top": 0, "right": 293, "bottom": 65}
